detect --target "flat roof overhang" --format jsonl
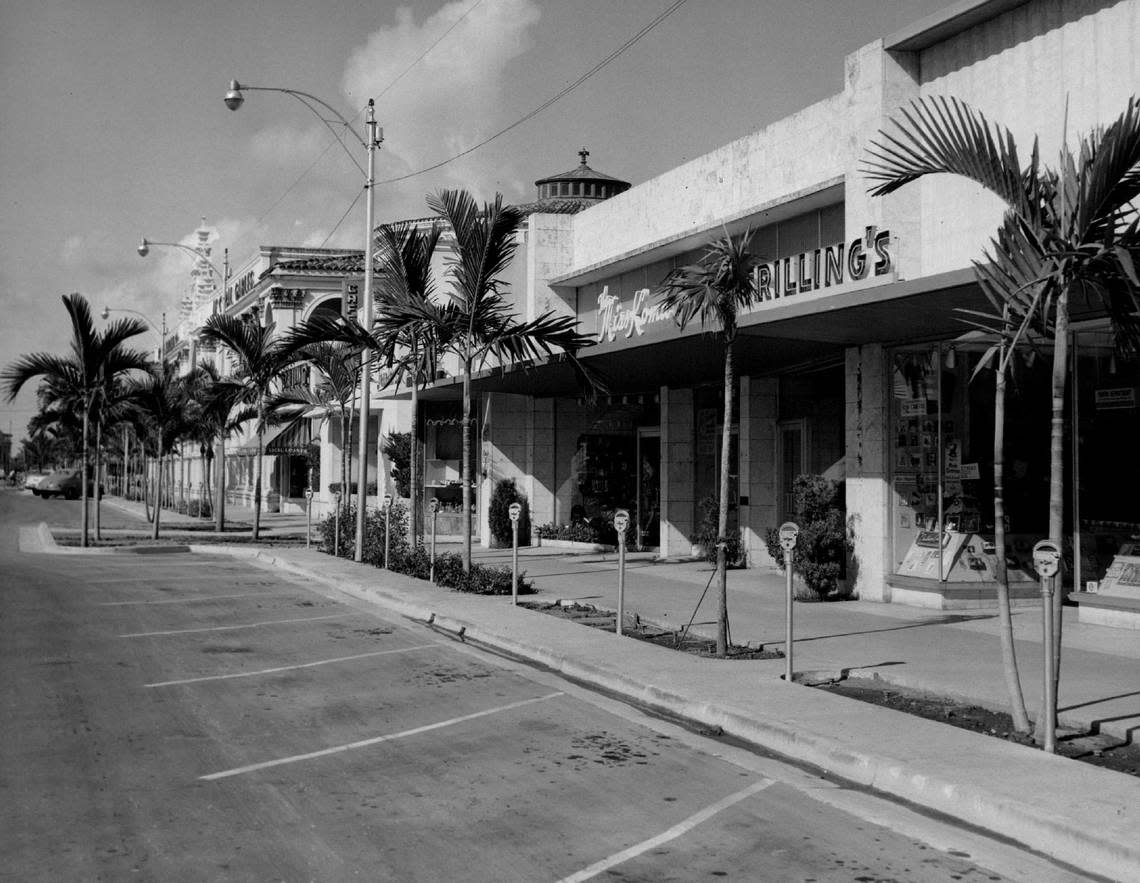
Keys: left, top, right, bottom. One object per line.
{"left": 884, "top": 0, "right": 1031, "bottom": 52}
{"left": 417, "top": 268, "right": 992, "bottom": 401}
{"left": 548, "top": 180, "right": 844, "bottom": 289}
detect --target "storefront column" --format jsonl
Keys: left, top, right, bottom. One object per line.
{"left": 739, "top": 376, "right": 779, "bottom": 567}
{"left": 845, "top": 344, "right": 890, "bottom": 601}
{"left": 530, "top": 398, "right": 556, "bottom": 527}
{"left": 660, "top": 385, "right": 695, "bottom": 558}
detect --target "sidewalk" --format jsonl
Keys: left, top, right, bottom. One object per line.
{"left": 50, "top": 496, "right": 1140, "bottom": 880}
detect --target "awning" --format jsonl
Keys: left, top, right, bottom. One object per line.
{"left": 234, "top": 418, "right": 313, "bottom": 456}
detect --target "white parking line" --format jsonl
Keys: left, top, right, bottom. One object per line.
{"left": 100, "top": 592, "right": 276, "bottom": 606}
{"left": 145, "top": 645, "right": 437, "bottom": 687}
{"left": 200, "top": 692, "right": 564, "bottom": 781}
{"left": 120, "top": 614, "right": 342, "bottom": 638}
{"left": 89, "top": 576, "right": 243, "bottom": 584}
{"left": 555, "top": 779, "right": 774, "bottom": 883}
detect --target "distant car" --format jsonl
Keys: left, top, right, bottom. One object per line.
{"left": 36, "top": 469, "right": 103, "bottom": 501}
{"left": 24, "top": 473, "right": 49, "bottom": 495}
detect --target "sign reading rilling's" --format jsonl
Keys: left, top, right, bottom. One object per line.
{"left": 594, "top": 226, "right": 895, "bottom": 343}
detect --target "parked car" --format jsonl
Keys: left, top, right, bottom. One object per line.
{"left": 24, "top": 473, "right": 49, "bottom": 495}
{"left": 36, "top": 469, "right": 103, "bottom": 500}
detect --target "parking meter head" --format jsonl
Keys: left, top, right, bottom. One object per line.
{"left": 1032, "top": 539, "right": 1061, "bottom": 578}
{"left": 613, "top": 508, "right": 630, "bottom": 534}
{"left": 778, "top": 521, "right": 800, "bottom": 553}
{"left": 429, "top": 497, "right": 439, "bottom": 513}
{"left": 304, "top": 488, "right": 314, "bottom": 501}
{"left": 383, "top": 493, "right": 393, "bottom": 509}
{"left": 508, "top": 502, "right": 522, "bottom": 523}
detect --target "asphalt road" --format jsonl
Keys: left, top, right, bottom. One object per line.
{"left": 1, "top": 489, "right": 1093, "bottom": 882}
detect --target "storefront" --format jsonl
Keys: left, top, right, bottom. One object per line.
{"left": 459, "top": 0, "right": 1139, "bottom": 617}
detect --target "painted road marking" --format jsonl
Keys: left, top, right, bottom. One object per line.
{"left": 145, "top": 645, "right": 437, "bottom": 687}
{"left": 555, "top": 779, "right": 775, "bottom": 883}
{"left": 99, "top": 592, "right": 277, "bottom": 606}
{"left": 200, "top": 692, "right": 564, "bottom": 781}
{"left": 88, "top": 575, "right": 246, "bottom": 584}
{"left": 120, "top": 614, "right": 342, "bottom": 638}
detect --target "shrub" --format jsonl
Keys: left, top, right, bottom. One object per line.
{"left": 536, "top": 522, "right": 600, "bottom": 543}
{"left": 764, "top": 475, "right": 849, "bottom": 600}
{"left": 381, "top": 432, "right": 410, "bottom": 497}
{"left": 327, "top": 481, "right": 379, "bottom": 496}
{"left": 694, "top": 495, "right": 745, "bottom": 567}
{"left": 488, "top": 478, "right": 530, "bottom": 547}
{"left": 317, "top": 501, "right": 533, "bottom": 594}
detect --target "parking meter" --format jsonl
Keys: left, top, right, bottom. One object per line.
{"left": 1032, "top": 539, "right": 1061, "bottom": 583}
{"left": 779, "top": 522, "right": 800, "bottom": 683}
{"left": 509, "top": 503, "right": 522, "bottom": 605}
{"left": 333, "top": 489, "right": 343, "bottom": 555}
{"left": 304, "top": 487, "right": 314, "bottom": 548}
{"left": 614, "top": 509, "right": 631, "bottom": 635}
{"left": 1032, "top": 538, "right": 1062, "bottom": 754}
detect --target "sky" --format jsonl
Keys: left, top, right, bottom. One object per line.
{"left": 0, "top": 0, "right": 953, "bottom": 443}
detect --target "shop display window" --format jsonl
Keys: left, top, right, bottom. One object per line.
{"left": 889, "top": 343, "right": 1050, "bottom": 584}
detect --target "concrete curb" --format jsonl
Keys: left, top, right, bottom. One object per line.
{"left": 189, "top": 543, "right": 1140, "bottom": 880}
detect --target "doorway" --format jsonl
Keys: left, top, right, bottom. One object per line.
{"left": 777, "top": 420, "right": 808, "bottom": 523}
{"left": 636, "top": 430, "right": 660, "bottom": 550}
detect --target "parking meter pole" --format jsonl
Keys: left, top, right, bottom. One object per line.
{"left": 384, "top": 510, "right": 390, "bottom": 569}
{"left": 617, "top": 530, "right": 626, "bottom": 636}
{"left": 511, "top": 521, "right": 519, "bottom": 605}
{"left": 305, "top": 492, "right": 312, "bottom": 549}
{"left": 778, "top": 522, "right": 800, "bottom": 683}
{"left": 1041, "top": 573, "right": 1056, "bottom": 754}
{"left": 333, "top": 493, "right": 341, "bottom": 556}
{"left": 784, "top": 547, "right": 794, "bottom": 683}
{"left": 430, "top": 509, "right": 437, "bottom": 583}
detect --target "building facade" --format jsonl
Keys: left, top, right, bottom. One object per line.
{"left": 432, "top": 0, "right": 1140, "bottom": 619}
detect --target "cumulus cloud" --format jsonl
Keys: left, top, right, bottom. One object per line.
{"left": 341, "top": 0, "right": 542, "bottom": 197}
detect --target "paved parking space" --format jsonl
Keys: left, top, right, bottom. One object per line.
{"left": 3, "top": 523, "right": 1080, "bottom": 880}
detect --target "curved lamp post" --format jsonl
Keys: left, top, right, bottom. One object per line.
{"left": 224, "top": 79, "right": 381, "bottom": 563}
{"left": 100, "top": 306, "right": 166, "bottom": 359}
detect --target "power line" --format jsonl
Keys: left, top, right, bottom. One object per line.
{"left": 377, "top": 0, "right": 691, "bottom": 186}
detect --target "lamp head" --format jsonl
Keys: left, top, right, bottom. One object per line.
{"left": 137, "top": 238, "right": 150, "bottom": 257}
{"left": 224, "top": 80, "right": 245, "bottom": 111}
{"left": 100, "top": 306, "right": 110, "bottom": 320}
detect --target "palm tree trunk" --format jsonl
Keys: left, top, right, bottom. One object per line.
{"left": 715, "top": 342, "right": 734, "bottom": 657}
{"left": 410, "top": 381, "right": 420, "bottom": 546}
{"left": 1036, "top": 294, "right": 1070, "bottom": 741}
{"left": 461, "top": 364, "right": 473, "bottom": 573}
{"left": 994, "top": 350, "right": 1030, "bottom": 732}
{"left": 94, "top": 420, "right": 102, "bottom": 543}
{"left": 143, "top": 454, "right": 153, "bottom": 523}
{"left": 253, "top": 407, "right": 264, "bottom": 541}
{"left": 215, "top": 434, "right": 226, "bottom": 532}
{"left": 80, "top": 407, "right": 90, "bottom": 548}
{"left": 152, "top": 452, "right": 163, "bottom": 540}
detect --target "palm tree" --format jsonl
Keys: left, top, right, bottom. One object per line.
{"left": 126, "top": 362, "right": 202, "bottom": 540}
{"left": 372, "top": 221, "right": 443, "bottom": 545}
{"left": 269, "top": 340, "right": 363, "bottom": 541}
{"left": 863, "top": 94, "right": 1140, "bottom": 739}
{"left": 426, "top": 188, "right": 599, "bottom": 571}
{"left": 200, "top": 315, "right": 297, "bottom": 541}
{"left": 2, "top": 293, "right": 149, "bottom": 547}
{"left": 655, "top": 230, "right": 761, "bottom": 658}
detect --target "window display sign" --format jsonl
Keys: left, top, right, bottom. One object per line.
{"left": 1094, "top": 387, "right": 1136, "bottom": 410}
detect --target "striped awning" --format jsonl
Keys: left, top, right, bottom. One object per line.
{"left": 243, "top": 418, "right": 313, "bottom": 456}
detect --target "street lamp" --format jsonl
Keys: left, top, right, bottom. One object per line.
{"left": 100, "top": 306, "right": 167, "bottom": 360}
{"left": 137, "top": 237, "right": 228, "bottom": 287}
{"left": 224, "top": 78, "right": 381, "bottom": 563}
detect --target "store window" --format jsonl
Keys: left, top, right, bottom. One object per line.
{"left": 889, "top": 343, "right": 1050, "bottom": 583}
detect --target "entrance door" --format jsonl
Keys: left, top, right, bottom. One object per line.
{"left": 636, "top": 430, "right": 660, "bottom": 550}
{"left": 777, "top": 420, "right": 808, "bottom": 522}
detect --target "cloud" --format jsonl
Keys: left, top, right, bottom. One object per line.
{"left": 341, "top": 0, "right": 542, "bottom": 197}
